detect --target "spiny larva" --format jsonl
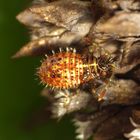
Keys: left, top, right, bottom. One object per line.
{"left": 37, "top": 48, "right": 115, "bottom": 90}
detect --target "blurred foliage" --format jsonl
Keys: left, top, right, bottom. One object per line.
{"left": 0, "top": 0, "right": 74, "bottom": 140}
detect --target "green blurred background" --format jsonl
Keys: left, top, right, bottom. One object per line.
{"left": 0, "top": 0, "right": 74, "bottom": 139}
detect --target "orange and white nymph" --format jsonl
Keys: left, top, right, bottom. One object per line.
{"left": 37, "top": 47, "right": 115, "bottom": 91}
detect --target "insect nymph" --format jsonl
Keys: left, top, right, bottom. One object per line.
{"left": 38, "top": 47, "right": 115, "bottom": 90}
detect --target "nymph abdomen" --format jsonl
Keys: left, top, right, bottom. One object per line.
{"left": 38, "top": 49, "right": 84, "bottom": 89}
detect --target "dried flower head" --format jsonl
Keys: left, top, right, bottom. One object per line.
{"left": 14, "top": 0, "right": 140, "bottom": 140}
